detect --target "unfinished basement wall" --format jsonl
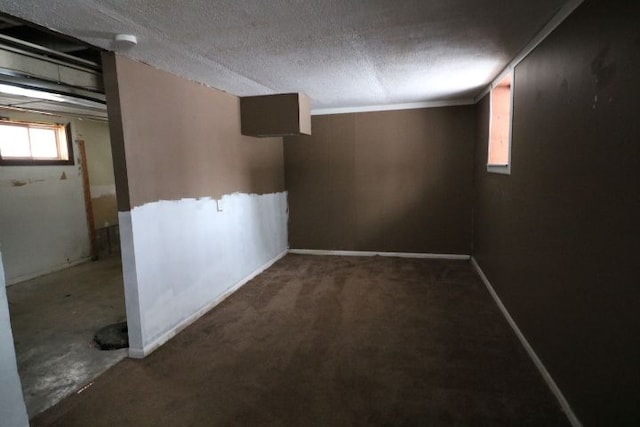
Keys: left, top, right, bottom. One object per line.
{"left": 102, "top": 53, "right": 287, "bottom": 358}
{"left": 74, "top": 119, "right": 117, "bottom": 229}
{"left": 284, "top": 107, "right": 475, "bottom": 255}
{"left": 0, "top": 250, "right": 29, "bottom": 426}
{"left": 473, "top": 1, "right": 640, "bottom": 424}
{"left": 0, "top": 110, "right": 90, "bottom": 285}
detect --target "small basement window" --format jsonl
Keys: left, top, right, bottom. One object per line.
{"left": 0, "top": 120, "right": 73, "bottom": 166}
{"left": 487, "top": 72, "right": 513, "bottom": 174}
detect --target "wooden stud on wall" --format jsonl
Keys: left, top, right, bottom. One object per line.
{"left": 77, "top": 139, "right": 98, "bottom": 260}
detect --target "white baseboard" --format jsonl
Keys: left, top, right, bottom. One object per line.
{"left": 127, "top": 347, "right": 146, "bottom": 359}
{"left": 470, "top": 257, "right": 582, "bottom": 427}
{"left": 128, "top": 249, "right": 288, "bottom": 359}
{"left": 288, "top": 249, "right": 470, "bottom": 260}
{"left": 6, "top": 256, "right": 92, "bottom": 286}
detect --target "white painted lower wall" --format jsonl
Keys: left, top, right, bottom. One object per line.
{"left": 0, "top": 250, "right": 29, "bottom": 427}
{"left": 119, "top": 192, "right": 288, "bottom": 358}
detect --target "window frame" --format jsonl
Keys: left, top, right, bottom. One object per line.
{"left": 0, "top": 120, "right": 74, "bottom": 166}
{"left": 487, "top": 71, "right": 514, "bottom": 175}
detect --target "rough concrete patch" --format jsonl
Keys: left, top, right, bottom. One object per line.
{"left": 94, "top": 322, "right": 129, "bottom": 350}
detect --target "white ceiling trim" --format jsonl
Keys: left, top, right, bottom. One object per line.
{"left": 475, "top": 0, "right": 584, "bottom": 102}
{"left": 312, "top": 99, "right": 476, "bottom": 116}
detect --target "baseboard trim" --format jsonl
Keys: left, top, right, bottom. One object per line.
{"left": 7, "top": 256, "right": 92, "bottom": 286}
{"left": 470, "top": 257, "right": 582, "bottom": 427}
{"left": 128, "top": 249, "right": 288, "bottom": 359}
{"left": 288, "top": 249, "right": 470, "bottom": 260}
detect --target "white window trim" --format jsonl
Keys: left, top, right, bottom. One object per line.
{"left": 487, "top": 72, "right": 514, "bottom": 175}
{"left": 487, "top": 163, "right": 511, "bottom": 175}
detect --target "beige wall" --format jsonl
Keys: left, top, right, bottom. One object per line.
{"left": 284, "top": 106, "right": 475, "bottom": 254}
{"left": 473, "top": 1, "right": 640, "bottom": 424}
{"left": 74, "top": 119, "right": 117, "bottom": 228}
{"left": 103, "top": 53, "right": 283, "bottom": 209}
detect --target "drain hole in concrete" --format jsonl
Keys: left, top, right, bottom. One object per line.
{"left": 94, "top": 321, "right": 129, "bottom": 350}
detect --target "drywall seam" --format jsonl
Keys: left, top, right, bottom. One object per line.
{"left": 312, "top": 99, "right": 475, "bottom": 116}
{"left": 470, "top": 257, "right": 582, "bottom": 427}
{"left": 475, "top": 0, "right": 584, "bottom": 102}
{"left": 132, "top": 248, "right": 287, "bottom": 359}
{"left": 6, "top": 257, "right": 91, "bottom": 286}
{"left": 289, "top": 249, "right": 470, "bottom": 260}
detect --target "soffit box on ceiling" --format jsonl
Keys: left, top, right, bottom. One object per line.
{"left": 240, "top": 93, "right": 311, "bottom": 138}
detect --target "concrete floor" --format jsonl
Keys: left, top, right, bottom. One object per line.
{"left": 6, "top": 255, "right": 127, "bottom": 418}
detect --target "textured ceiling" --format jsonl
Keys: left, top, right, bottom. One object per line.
{"left": 0, "top": 0, "right": 569, "bottom": 110}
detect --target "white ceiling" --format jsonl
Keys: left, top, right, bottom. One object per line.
{"left": 0, "top": 0, "right": 570, "bottom": 110}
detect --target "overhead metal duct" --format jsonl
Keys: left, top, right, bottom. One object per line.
{"left": 0, "top": 28, "right": 106, "bottom": 120}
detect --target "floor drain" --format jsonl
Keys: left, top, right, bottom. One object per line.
{"left": 94, "top": 321, "right": 128, "bottom": 350}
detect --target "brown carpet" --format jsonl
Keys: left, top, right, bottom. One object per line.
{"left": 33, "top": 255, "right": 568, "bottom": 426}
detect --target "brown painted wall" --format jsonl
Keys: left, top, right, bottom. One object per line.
{"left": 102, "top": 53, "right": 131, "bottom": 211}
{"left": 285, "top": 107, "right": 475, "bottom": 254}
{"left": 473, "top": 1, "right": 640, "bottom": 424}
{"left": 102, "top": 53, "right": 284, "bottom": 209}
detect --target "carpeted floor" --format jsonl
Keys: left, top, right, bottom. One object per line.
{"left": 33, "top": 255, "right": 568, "bottom": 426}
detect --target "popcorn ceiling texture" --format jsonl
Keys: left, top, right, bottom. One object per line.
{"left": 0, "top": 0, "right": 567, "bottom": 109}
